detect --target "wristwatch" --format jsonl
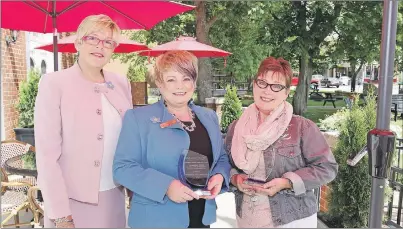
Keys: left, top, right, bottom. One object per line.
{"left": 285, "top": 178, "right": 294, "bottom": 191}
{"left": 53, "top": 217, "right": 74, "bottom": 224}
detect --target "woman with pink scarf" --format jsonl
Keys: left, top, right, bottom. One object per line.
{"left": 225, "top": 57, "right": 338, "bottom": 228}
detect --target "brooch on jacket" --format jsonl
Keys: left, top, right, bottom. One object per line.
{"left": 160, "top": 119, "right": 177, "bottom": 128}
{"left": 150, "top": 116, "right": 161, "bottom": 123}
{"left": 150, "top": 116, "right": 178, "bottom": 128}
{"left": 105, "top": 81, "right": 114, "bottom": 90}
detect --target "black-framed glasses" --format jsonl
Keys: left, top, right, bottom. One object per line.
{"left": 82, "top": 35, "right": 118, "bottom": 49}
{"left": 255, "top": 79, "right": 287, "bottom": 92}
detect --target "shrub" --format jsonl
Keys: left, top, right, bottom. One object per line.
{"left": 319, "top": 108, "right": 349, "bottom": 131}
{"left": 16, "top": 69, "right": 41, "bottom": 128}
{"left": 220, "top": 85, "right": 242, "bottom": 132}
{"left": 327, "top": 92, "right": 377, "bottom": 228}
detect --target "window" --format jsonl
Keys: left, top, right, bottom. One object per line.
{"left": 30, "top": 58, "right": 35, "bottom": 69}
{"left": 41, "top": 60, "right": 46, "bottom": 75}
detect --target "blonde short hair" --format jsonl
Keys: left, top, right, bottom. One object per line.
{"left": 150, "top": 50, "right": 198, "bottom": 83}
{"left": 76, "top": 14, "right": 120, "bottom": 44}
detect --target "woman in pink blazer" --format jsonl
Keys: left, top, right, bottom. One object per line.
{"left": 34, "top": 14, "right": 132, "bottom": 228}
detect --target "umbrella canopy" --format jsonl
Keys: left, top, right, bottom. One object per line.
{"left": 1, "top": 0, "right": 195, "bottom": 71}
{"left": 35, "top": 34, "right": 150, "bottom": 53}
{"left": 1, "top": 1, "right": 195, "bottom": 32}
{"left": 138, "top": 36, "right": 231, "bottom": 58}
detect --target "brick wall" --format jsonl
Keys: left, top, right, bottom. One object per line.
{"left": 319, "top": 132, "right": 339, "bottom": 213}
{"left": 60, "top": 32, "right": 75, "bottom": 69}
{"left": 1, "top": 29, "right": 27, "bottom": 139}
{"left": 131, "top": 82, "right": 147, "bottom": 105}
{"left": 320, "top": 185, "right": 331, "bottom": 212}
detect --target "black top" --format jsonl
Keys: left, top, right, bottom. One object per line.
{"left": 182, "top": 114, "right": 213, "bottom": 228}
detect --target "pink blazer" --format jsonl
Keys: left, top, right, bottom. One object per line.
{"left": 34, "top": 64, "right": 133, "bottom": 219}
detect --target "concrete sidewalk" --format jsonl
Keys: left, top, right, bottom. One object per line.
{"left": 4, "top": 192, "right": 326, "bottom": 228}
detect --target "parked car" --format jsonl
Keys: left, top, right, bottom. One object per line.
{"left": 291, "top": 74, "right": 323, "bottom": 86}
{"left": 320, "top": 76, "right": 340, "bottom": 88}
{"left": 311, "top": 74, "right": 323, "bottom": 85}
{"left": 339, "top": 76, "right": 351, "bottom": 86}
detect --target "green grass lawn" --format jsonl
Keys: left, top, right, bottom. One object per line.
{"left": 302, "top": 108, "right": 337, "bottom": 124}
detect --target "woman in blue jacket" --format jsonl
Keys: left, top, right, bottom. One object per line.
{"left": 113, "top": 50, "right": 231, "bottom": 228}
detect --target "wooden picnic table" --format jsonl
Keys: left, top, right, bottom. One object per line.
{"left": 323, "top": 93, "right": 337, "bottom": 108}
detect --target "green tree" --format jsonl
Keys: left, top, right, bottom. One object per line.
{"left": 209, "top": 2, "right": 270, "bottom": 83}
{"left": 220, "top": 85, "right": 242, "bottom": 132}
{"left": 328, "top": 2, "right": 383, "bottom": 92}
{"left": 16, "top": 69, "right": 41, "bottom": 128}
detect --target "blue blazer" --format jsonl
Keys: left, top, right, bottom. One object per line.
{"left": 113, "top": 99, "right": 231, "bottom": 228}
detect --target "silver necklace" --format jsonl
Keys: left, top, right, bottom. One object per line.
{"left": 173, "top": 110, "right": 196, "bottom": 132}
{"left": 165, "top": 102, "right": 196, "bottom": 132}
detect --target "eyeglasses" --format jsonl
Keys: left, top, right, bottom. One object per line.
{"left": 255, "top": 79, "right": 287, "bottom": 92}
{"left": 82, "top": 36, "right": 117, "bottom": 49}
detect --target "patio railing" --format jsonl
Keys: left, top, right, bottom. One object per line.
{"left": 385, "top": 138, "right": 403, "bottom": 228}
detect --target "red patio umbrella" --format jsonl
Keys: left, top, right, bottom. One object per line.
{"left": 1, "top": 0, "right": 195, "bottom": 70}
{"left": 35, "top": 34, "right": 150, "bottom": 53}
{"left": 138, "top": 36, "right": 232, "bottom": 58}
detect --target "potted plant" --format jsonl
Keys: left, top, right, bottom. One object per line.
{"left": 320, "top": 92, "right": 378, "bottom": 228}
{"left": 220, "top": 85, "right": 242, "bottom": 134}
{"left": 14, "top": 69, "right": 40, "bottom": 146}
{"left": 127, "top": 61, "right": 149, "bottom": 106}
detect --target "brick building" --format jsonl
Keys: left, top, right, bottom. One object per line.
{"left": 1, "top": 29, "right": 27, "bottom": 140}
{"left": 1, "top": 29, "right": 57, "bottom": 141}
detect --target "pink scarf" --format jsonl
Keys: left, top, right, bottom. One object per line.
{"left": 231, "top": 101, "right": 293, "bottom": 174}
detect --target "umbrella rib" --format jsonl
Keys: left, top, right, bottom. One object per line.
{"left": 23, "top": 0, "right": 52, "bottom": 16}
{"left": 23, "top": 0, "right": 53, "bottom": 33}
{"left": 97, "top": 0, "right": 146, "bottom": 29}
{"left": 57, "top": 1, "right": 87, "bottom": 16}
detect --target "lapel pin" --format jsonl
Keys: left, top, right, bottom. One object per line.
{"left": 150, "top": 116, "right": 161, "bottom": 123}
{"left": 106, "top": 81, "right": 114, "bottom": 90}
{"left": 160, "top": 119, "right": 177, "bottom": 128}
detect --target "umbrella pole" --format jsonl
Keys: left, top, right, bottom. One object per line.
{"left": 368, "top": 0, "right": 398, "bottom": 228}
{"left": 52, "top": 0, "right": 58, "bottom": 71}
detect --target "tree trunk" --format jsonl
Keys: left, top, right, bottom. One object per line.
{"left": 292, "top": 54, "right": 313, "bottom": 115}
{"left": 350, "top": 62, "right": 356, "bottom": 92}
{"left": 195, "top": 1, "right": 213, "bottom": 105}
{"left": 291, "top": 1, "right": 311, "bottom": 115}
{"left": 350, "top": 61, "right": 364, "bottom": 92}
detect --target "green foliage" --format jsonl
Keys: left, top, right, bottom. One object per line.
{"left": 318, "top": 108, "right": 349, "bottom": 131}
{"left": 327, "top": 1, "right": 383, "bottom": 82}
{"left": 209, "top": 2, "right": 270, "bottom": 81}
{"left": 396, "top": 5, "right": 403, "bottom": 73}
{"left": 113, "top": 30, "right": 155, "bottom": 82}
{"left": 127, "top": 61, "right": 147, "bottom": 82}
{"left": 21, "top": 151, "right": 36, "bottom": 169}
{"left": 16, "top": 69, "right": 40, "bottom": 128}
{"left": 327, "top": 92, "right": 377, "bottom": 228}
{"left": 220, "top": 85, "right": 242, "bottom": 132}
